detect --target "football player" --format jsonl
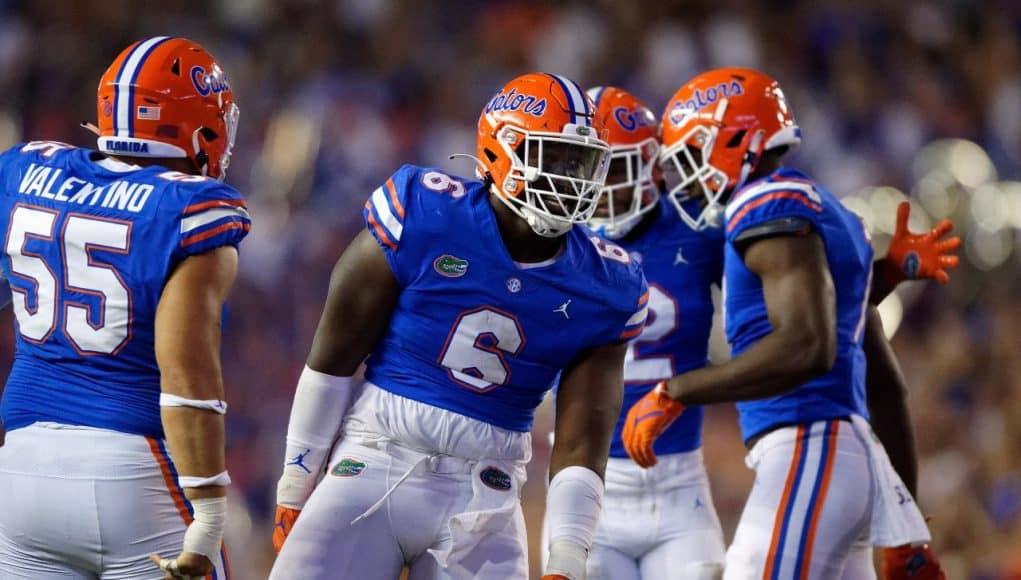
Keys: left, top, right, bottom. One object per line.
{"left": 0, "top": 38, "right": 247, "bottom": 579}
{"left": 622, "top": 68, "right": 952, "bottom": 579}
{"left": 270, "top": 73, "right": 648, "bottom": 580}
{"left": 578, "top": 86, "right": 728, "bottom": 580}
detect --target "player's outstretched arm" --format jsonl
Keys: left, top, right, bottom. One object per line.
{"left": 675, "top": 233, "right": 835, "bottom": 405}
{"left": 543, "top": 341, "right": 628, "bottom": 580}
{"left": 151, "top": 246, "right": 239, "bottom": 579}
{"left": 273, "top": 228, "right": 400, "bottom": 553}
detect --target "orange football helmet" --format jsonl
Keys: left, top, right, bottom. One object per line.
{"left": 586, "top": 86, "right": 660, "bottom": 239}
{"left": 660, "top": 68, "right": 800, "bottom": 230}
{"left": 477, "top": 73, "right": 610, "bottom": 238}
{"left": 95, "top": 37, "right": 239, "bottom": 181}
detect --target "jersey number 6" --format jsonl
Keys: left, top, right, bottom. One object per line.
{"left": 5, "top": 205, "right": 131, "bottom": 355}
{"left": 438, "top": 306, "right": 525, "bottom": 392}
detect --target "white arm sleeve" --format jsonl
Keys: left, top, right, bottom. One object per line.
{"left": 543, "top": 465, "right": 604, "bottom": 580}
{"left": 275, "top": 366, "right": 357, "bottom": 509}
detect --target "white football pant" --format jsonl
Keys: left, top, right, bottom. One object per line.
{"left": 270, "top": 384, "right": 532, "bottom": 580}
{"left": 557, "top": 449, "right": 726, "bottom": 580}
{"left": 0, "top": 422, "right": 230, "bottom": 580}
{"left": 724, "top": 419, "right": 875, "bottom": 580}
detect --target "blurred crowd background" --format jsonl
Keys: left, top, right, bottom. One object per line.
{"left": 0, "top": 0, "right": 1019, "bottom": 577}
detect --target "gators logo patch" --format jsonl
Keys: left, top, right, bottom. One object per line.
{"left": 902, "top": 251, "right": 921, "bottom": 280}
{"left": 480, "top": 466, "right": 512, "bottom": 491}
{"left": 433, "top": 255, "right": 469, "bottom": 278}
{"left": 330, "top": 458, "right": 367, "bottom": 478}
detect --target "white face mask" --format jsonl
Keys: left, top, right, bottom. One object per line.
{"left": 587, "top": 137, "right": 661, "bottom": 240}
{"left": 493, "top": 124, "right": 611, "bottom": 237}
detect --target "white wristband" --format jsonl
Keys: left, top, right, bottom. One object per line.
{"left": 182, "top": 496, "right": 226, "bottom": 562}
{"left": 160, "top": 393, "right": 227, "bottom": 414}
{"left": 178, "top": 471, "right": 232, "bottom": 488}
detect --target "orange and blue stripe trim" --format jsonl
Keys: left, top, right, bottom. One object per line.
{"left": 761, "top": 420, "right": 840, "bottom": 580}
{"left": 727, "top": 190, "right": 823, "bottom": 234}
{"left": 147, "top": 437, "right": 231, "bottom": 580}
{"left": 364, "top": 177, "right": 407, "bottom": 251}
{"left": 620, "top": 288, "right": 650, "bottom": 340}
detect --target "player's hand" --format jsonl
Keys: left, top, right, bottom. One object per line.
{"left": 887, "top": 201, "right": 960, "bottom": 284}
{"left": 541, "top": 576, "right": 571, "bottom": 580}
{"left": 622, "top": 381, "right": 685, "bottom": 468}
{"left": 273, "top": 505, "right": 301, "bottom": 554}
{"left": 149, "top": 552, "right": 212, "bottom": 580}
{"left": 882, "top": 544, "right": 946, "bottom": 580}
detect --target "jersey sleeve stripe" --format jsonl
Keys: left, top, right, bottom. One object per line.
{"left": 385, "top": 178, "right": 405, "bottom": 220}
{"left": 183, "top": 198, "right": 247, "bottom": 215}
{"left": 725, "top": 181, "right": 821, "bottom": 222}
{"left": 369, "top": 186, "right": 403, "bottom": 243}
{"left": 181, "top": 221, "right": 251, "bottom": 247}
{"left": 619, "top": 326, "right": 644, "bottom": 340}
{"left": 626, "top": 305, "right": 648, "bottom": 327}
{"left": 365, "top": 201, "right": 398, "bottom": 251}
{"left": 638, "top": 289, "right": 650, "bottom": 306}
{"left": 726, "top": 192, "right": 823, "bottom": 234}
{"left": 180, "top": 207, "right": 251, "bottom": 234}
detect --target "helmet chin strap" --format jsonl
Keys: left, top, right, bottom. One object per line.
{"left": 735, "top": 130, "right": 765, "bottom": 192}
{"left": 523, "top": 207, "right": 571, "bottom": 238}
{"left": 192, "top": 128, "right": 210, "bottom": 178}
{"left": 704, "top": 204, "right": 725, "bottom": 228}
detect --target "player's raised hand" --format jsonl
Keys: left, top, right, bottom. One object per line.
{"left": 882, "top": 544, "right": 947, "bottom": 580}
{"left": 622, "top": 381, "right": 685, "bottom": 468}
{"left": 149, "top": 552, "right": 213, "bottom": 580}
{"left": 888, "top": 201, "right": 961, "bottom": 284}
{"left": 273, "top": 505, "right": 302, "bottom": 554}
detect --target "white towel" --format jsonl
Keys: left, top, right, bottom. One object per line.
{"left": 849, "top": 414, "right": 931, "bottom": 546}
{"left": 428, "top": 460, "right": 528, "bottom": 579}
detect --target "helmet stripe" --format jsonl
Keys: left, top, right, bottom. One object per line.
{"left": 114, "top": 36, "right": 171, "bottom": 137}
{"left": 569, "top": 77, "right": 590, "bottom": 118}
{"left": 547, "top": 74, "right": 588, "bottom": 127}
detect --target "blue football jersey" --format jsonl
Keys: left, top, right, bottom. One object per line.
{"left": 608, "top": 198, "right": 724, "bottom": 457}
{"left": 723, "top": 168, "right": 873, "bottom": 442}
{"left": 362, "top": 165, "right": 648, "bottom": 432}
{"left": 0, "top": 141, "right": 250, "bottom": 438}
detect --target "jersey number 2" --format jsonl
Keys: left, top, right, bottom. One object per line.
{"left": 623, "top": 284, "right": 678, "bottom": 383}
{"left": 438, "top": 306, "right": 525, "bottom": 392}
{"left": 5, "top": 205, "right": 131, "bottom": 355}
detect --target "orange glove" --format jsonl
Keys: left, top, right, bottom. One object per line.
{"left": 887, "top": 201, "right": 960, "bottom": 283}
{"left": 272, "top": 505, "right": 301, "bottom": 554}
{"left": 882, "top": 544, "right": 946, "bottom": 580}
{"left": 621, "top": 381, "right": 685, "bottom": 468}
